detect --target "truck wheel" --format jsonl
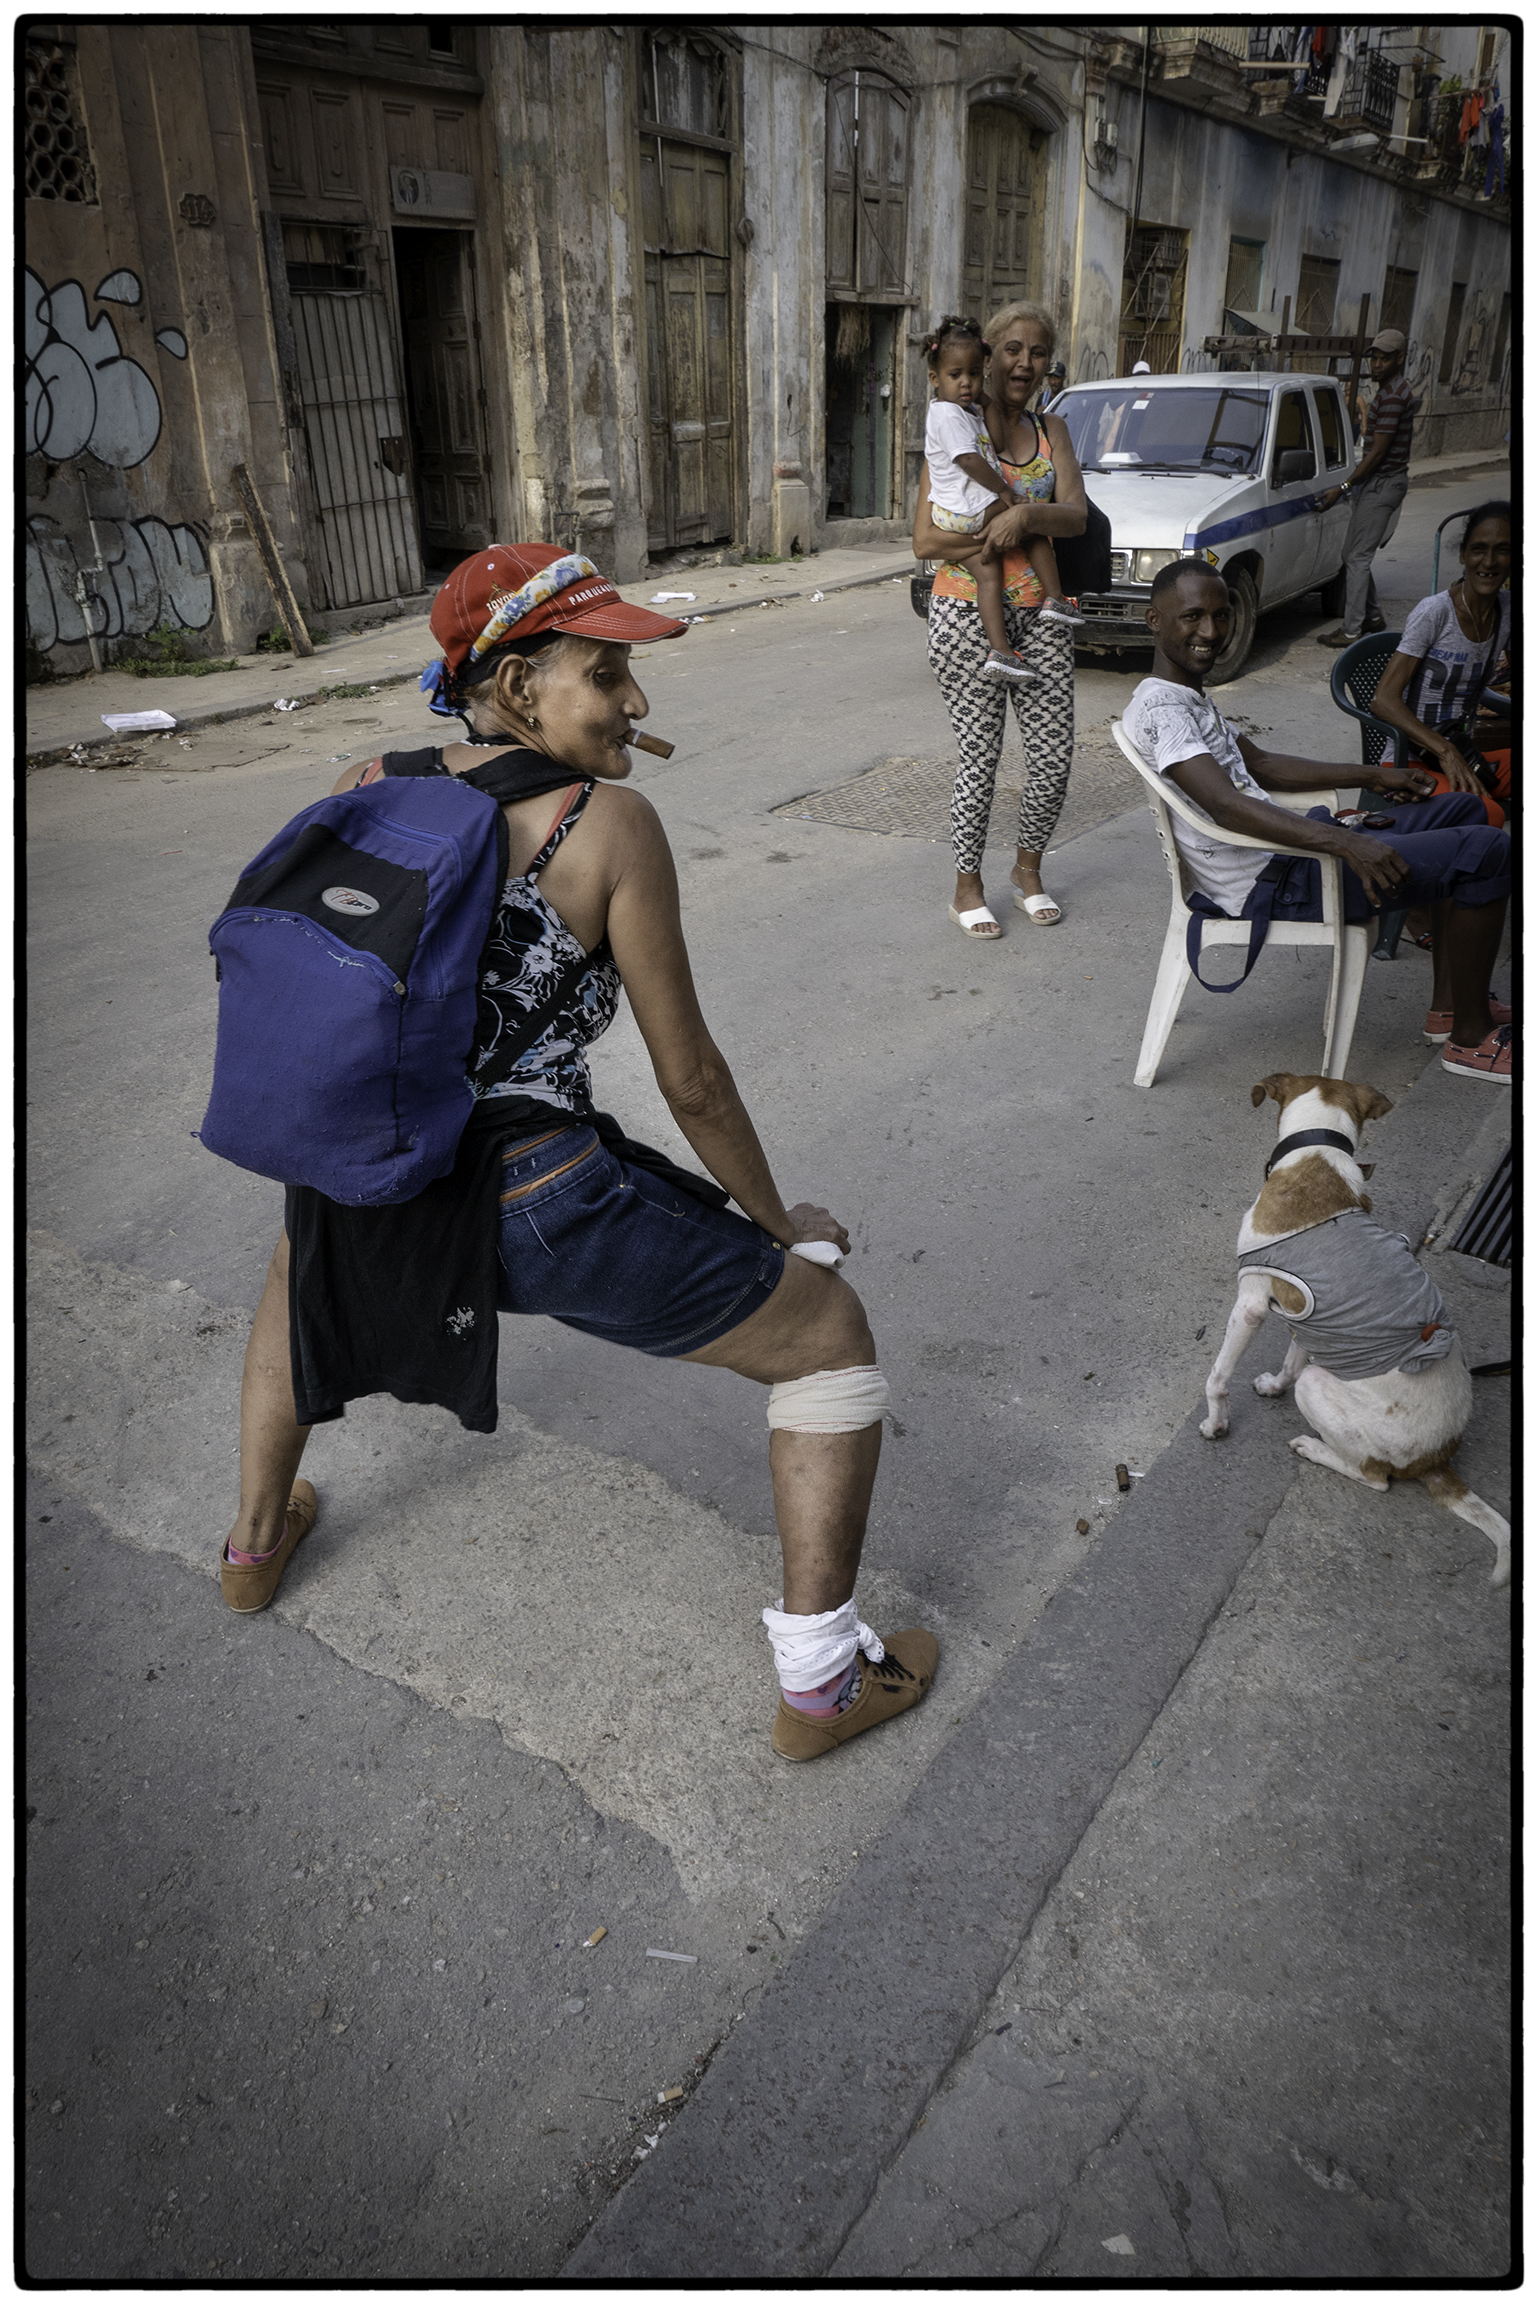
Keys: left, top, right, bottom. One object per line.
{"left": 1318, "top": 564, "right": 1348, "bottom": 620}
{"left": 910, "top": 574, "right": 933, "bottom": 620}
{"left": 1208, "top": 567, "right": 1258, "bottom": 684}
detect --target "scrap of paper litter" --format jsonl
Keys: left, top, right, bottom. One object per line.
{"left": 646, "top": 1948, "right": 698, "bottom": 1963}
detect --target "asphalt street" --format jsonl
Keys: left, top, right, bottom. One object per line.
{"left": 24, "top": 470, "right": 1512, "bottom": 2277}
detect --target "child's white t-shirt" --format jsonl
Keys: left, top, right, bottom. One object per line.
{"left": 925, "top": 400, "right": 1004, "bottom": 519}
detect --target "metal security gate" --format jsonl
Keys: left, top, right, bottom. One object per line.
{"left": 290, "top": 289, "right": 423, "bottom": 609}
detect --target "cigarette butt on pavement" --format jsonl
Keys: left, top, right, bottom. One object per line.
{"left": 628, "top": 731, "right": 675, "bottom": 759}
{"left": 658, "top": 2087, "right": 684, "bottom": 2103}
{"left": 583, "top": 1927, "right": 607, "bottom": 1948}
{"left": 1115, "top": 1463, "right": 1131, "bottom": 1493}
{"left": 646, "top": 1948, "right": 697, "bottom": 1963}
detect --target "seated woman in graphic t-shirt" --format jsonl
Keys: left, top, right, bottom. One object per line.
{"left": 1369, "top": 501, "right": 1512, "bottom": 827}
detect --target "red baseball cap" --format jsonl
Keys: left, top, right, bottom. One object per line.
{"left": 430, "top": 544, "right": 689, "bottom": 678}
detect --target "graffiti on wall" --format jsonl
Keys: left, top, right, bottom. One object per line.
{"left": 25, "top": 265, "right": 213, "bottom": 653}
{"left": 1450, "top": 294, "right": 1504, "bottom": 399}
{"left": 25, "top": 266, "right": 163, "bottom": 468}
{"left": 26, "top": 512, "right": 213, "bottom": 652}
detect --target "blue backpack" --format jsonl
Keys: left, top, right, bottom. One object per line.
{"left": 200, "top": 771, "right": 509, "bottom": 1206}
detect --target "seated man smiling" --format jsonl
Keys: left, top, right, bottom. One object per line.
{"left": 1123, "top": 558, "right": 1512, "bottom": 1083}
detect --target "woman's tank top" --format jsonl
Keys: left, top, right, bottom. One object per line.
{"left": 932, "top": 413, "right": 1055, "bottom": 608}
{"left": 471, "top": 782, "right": 621, "bottom": 1112}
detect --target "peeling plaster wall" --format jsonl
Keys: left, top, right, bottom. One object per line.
{"left": 25, "top": 24, "right": 303, "bottom": 674}
{"left": 1068, "top": 87, "right": 1510, "bottom": 452}
{"left": 486, "top": 25, "right": 648, "bottom": 581}
{"left": 739, "top": 28, "right": 821, "bottom": 556}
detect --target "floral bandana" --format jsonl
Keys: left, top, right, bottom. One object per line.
{"left": 468, "top": 552, "right": 602, "bottom": 664}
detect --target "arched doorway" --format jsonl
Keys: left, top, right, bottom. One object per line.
{"left": 962, "top": 103, "right": 1047, "bottom": 325}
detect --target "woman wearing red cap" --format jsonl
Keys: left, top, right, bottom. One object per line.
{"left": 220, "top": 545, "right": 936, "bottom": 1760}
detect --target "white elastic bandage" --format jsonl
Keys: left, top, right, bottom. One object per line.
{"left": 766, "top": 1365, "right": 890, "bottom": 1434}
{"left": 762, "top": 1598, "right": 884, "bottom": 1689}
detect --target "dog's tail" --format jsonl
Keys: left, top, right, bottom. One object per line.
{"left": 1420, "top": 1466, "right": 1511, "bottom": 1587}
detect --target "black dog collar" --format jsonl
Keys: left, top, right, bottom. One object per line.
{"left": 1265, "top": 1128, "right": 1360, "bottom": 1178}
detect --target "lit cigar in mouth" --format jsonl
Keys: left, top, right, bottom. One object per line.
{"left": 624, "top": 730, "right": 675, "bottom": 759}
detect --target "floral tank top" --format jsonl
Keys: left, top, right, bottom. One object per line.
{"left": 931, "top": 411, "right": 1055, "bottom": 609}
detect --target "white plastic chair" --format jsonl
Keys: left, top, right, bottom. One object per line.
{"left": 1112, "top": 719, "right": 1370, "bottom": 1088}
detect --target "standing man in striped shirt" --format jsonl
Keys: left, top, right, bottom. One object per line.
{"left": 1315, "top": 328, "right": 1420, "bottom": 647}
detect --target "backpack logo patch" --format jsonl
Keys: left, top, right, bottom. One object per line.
{"left": 322, "top": 885, "right": 381, "bottom": 917}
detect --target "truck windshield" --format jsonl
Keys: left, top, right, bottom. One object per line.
{"left": 1059, "top": 387, "right": 1269, "bottom": 474}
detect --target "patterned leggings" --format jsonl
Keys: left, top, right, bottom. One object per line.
{"left": 926, "top": 597, "right": 1075, "bottom": 873}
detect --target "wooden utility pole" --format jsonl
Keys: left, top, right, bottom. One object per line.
{"left": 230, "top": 463, "right": 315, "bottom": 658}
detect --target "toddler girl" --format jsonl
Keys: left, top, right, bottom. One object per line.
{"left": 922, "top": 315, "right": 1081, "bottom": 683}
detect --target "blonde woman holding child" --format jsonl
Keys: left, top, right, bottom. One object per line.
{"left": 921, "top": 315, "right": 1082, "bottom": 687}
{"left": 915, "top": 303, "right": 1088, "bottom": 937}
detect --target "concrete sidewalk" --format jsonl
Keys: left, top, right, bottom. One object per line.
{"left": 568, "top": 1058, "right": 1512, "bottom": 2280}
{"left": 23, "top": 542, "right": 916, "bottom": 762}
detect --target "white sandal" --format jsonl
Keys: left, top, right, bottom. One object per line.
{"left": 948, "top": 903, "right": 1002, "bottom": 939}
{"left": 1013, "top": 889, "right": 1061, "bottom": 925}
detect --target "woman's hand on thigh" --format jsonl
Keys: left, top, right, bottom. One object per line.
{"left": 782, "top": 1200, "right": 850, "bottom": 1256}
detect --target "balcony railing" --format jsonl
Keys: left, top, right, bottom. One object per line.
{"left": 1333, "top": 49, "right": 1400, "bottom": 133}
{"left": 1416, "top": 87, "right": 1509, "bottom": 196}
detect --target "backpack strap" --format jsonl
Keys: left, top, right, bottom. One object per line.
{"left": 379, "top": 747, "right": 449, "bottom": 778}
{"left": 527, "top": 781, "right": 596, "bottom": 879}
{"left": 1185, "top": 859, "right": 1287, "bottom": 992}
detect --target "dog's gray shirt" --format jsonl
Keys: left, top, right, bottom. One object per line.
{"left": 1238, "top": 1209, "right": 1455, "bottom": 1381}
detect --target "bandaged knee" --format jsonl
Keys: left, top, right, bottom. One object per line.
{"left": 762, "top": 1597, "right": 884, "bottom": 1693}
{"left": 766, "top": 1364, "right": 890, "bottom": 1433}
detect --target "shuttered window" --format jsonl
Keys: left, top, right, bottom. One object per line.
{"left": 826, "top": 73, "right": 909, "bottom": 296}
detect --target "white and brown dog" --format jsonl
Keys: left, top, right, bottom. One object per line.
{"left": 1200, "top": 1072, "right": 1509, "bottom": 1587}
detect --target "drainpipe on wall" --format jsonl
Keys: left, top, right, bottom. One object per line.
{"left": 1128, "top": 27, "right": 1151, "bottom": 251}
{"left": 1121, "top": 25, "right": 1154, "bottom": 368}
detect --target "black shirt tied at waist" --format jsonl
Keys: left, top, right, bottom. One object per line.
{"left": 284, "top": 743, "right": 730, "bottom": 1433}
{"left": 285, "top": 1100, "right": 729, "bottom": 1433}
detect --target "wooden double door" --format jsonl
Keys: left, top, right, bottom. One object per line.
{"left": 641, "top": 136, "right": 734, "bottom": 551}
{"left": 962, "top": 104, "right": 1047, "bottom": 326}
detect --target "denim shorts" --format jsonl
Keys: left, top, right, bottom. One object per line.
{"left": 495, "top": 1124, "right": 786, "bottom": 1357}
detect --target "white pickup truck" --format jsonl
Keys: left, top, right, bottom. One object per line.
{"left": 1050, "top": 370, "right": 1358, "bottom": 681}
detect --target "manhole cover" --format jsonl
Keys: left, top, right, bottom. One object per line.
{"left": 773, "top": 755, "right": 1021, "bottom": 846}
{"left": 774, "top": 747, "right": 1140, "bottom": 850}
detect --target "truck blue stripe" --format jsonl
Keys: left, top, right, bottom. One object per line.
{"left": 1184, "top": 493, "right": 1328, "bottom": 554}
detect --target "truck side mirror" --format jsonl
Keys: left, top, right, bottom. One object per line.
{"left": 1274, "top": 447, "right": 1316, "bottom": 484}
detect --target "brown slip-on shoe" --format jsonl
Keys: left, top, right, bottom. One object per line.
{"left": 771, "top": 1627, "right": 938, "bottom": 1761}
{"left": 220, "top": 1480, "right": 318, "bottom": 1613}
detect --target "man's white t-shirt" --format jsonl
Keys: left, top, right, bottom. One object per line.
{"left": 1122, "top": 676, "right": 1274, "bottom": 912}
{"left": 924, "top": 399, "right": 1003, "bottom": 520}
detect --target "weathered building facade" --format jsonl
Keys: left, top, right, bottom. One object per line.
{"left": 26, "top": 19, "right": 1513, "bottom": 676}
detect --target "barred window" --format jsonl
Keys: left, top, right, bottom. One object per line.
{"left": 25, "top": 39, "right": 97, "bottom": 204}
